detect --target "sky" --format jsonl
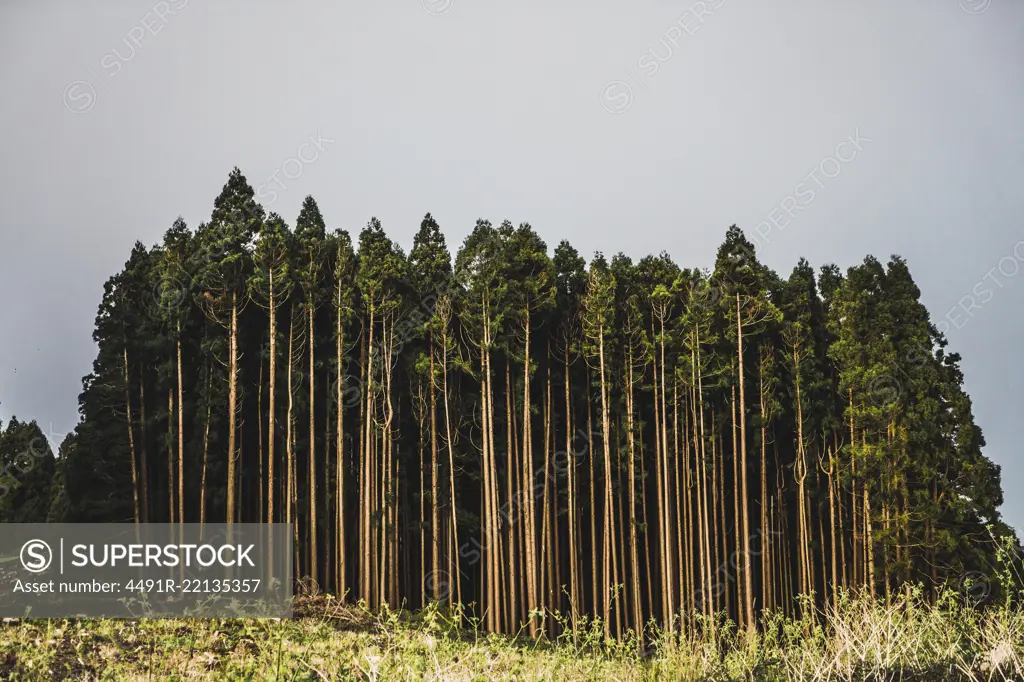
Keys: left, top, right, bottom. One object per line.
{"left": 0, "top": 0, "right": 1022, "bottom": 530}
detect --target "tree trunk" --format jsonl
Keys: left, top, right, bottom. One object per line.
{"left": 598, "top": 323, "right": 615, "bottom": 639}
{"left": 673, "top": 380, "right": 684, "bottom": 622}
{"left": 522, "top": 314, "right": 539, "bottom": 636}
{"left": 849, "top": 387, "right": 858, "bottom": 591}
{"left": 827, "top": 445, "right": 839, "bottom": 611}
{"left": 383, "top": 314, "right": 398, "bottom": 607}
{"left": 759, "top": 350, "right": 770, "bottom": 614}
{"left": 441, "top": 323, "right": 461, "bottom": 609}
{"left": 335, "top": 282, "right": 345, "bottom": 599}
{"left": 481, "top": 355, "right": 494, "bottom": 630}
{"left": 587, "top": 371, "right": 598, "bottom": 623}
{"left": 199, "top": 370, "right": 211, "bottom": 535}
{"left": 652, "top": 326, "right": 667, "bottom": 629}
{"left": 227, "top": 292, "right": 238, "bottom": 530}
{"left": 736, "top": 294, "right": 753, "bottom": 632}
{"left": 794, "top": 344, "right": 810, "bottom": 605}
{"left": 418, "top": 379, "right": 426, "bottom": 604}
{"left": 543, "top": 357, "right": 556, "bottom": 636}
{"left": 695, "top": 329, "right": 713, "bottom": 621}
{"left": 138, "top": 376, "right": 149, "bottom": 524}
{"left": 730, "top": 376, "right": 741, "bottom": 628}
{"left": 363, "top": 302, "right": 375, "bottom": 604}
{"left": 122, "top": 347, "right": 141, "bottom": 526}
{"left": 177, "top": 330, "right": 184, "bottom": 533}
{"left": 507, "top": 360, "right": 519, "bottom": 631}
{"left": 268, "top": 271, "right": 277, "bottom": 531}
{"left": 430, "top": 335, "right": 440, "bottom": 601}
{"left": 564, "top": 349, "right": 578, "bottom": 631}
{"left": 658, "top": 315, "right": 674, "bottom": 632}
{"left": 864, "top": 430, "right": 875, "bottom": 599}
{"left": 167, "top": 389, "right": 174, "bottom": 525}
{"left": 287, "top": 310, "right": 298, "bottom": 580}
{"left": 308, "top": 301, "right": 318, "bottom": 586}
{"left": 626, "top": 347, "right": 642, "bottom": 644}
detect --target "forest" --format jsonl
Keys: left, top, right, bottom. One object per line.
{"left": 0, "top": 168, "right": 1013, "bottom": 641}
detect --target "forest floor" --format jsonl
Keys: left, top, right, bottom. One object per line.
{"left": 1, "top": 592, "right": 1023, "bottom": 681}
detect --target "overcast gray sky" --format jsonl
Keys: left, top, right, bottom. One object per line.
{"left": 0, "top": 0, "right": 1021, "bottom": 530}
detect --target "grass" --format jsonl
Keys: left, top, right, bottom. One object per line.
{"left": 1, "top": 589, "right": 1022, "bottom": 680}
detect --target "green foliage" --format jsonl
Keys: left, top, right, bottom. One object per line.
{"left": 0, "top": 418, "right": 55, "bottom": 523}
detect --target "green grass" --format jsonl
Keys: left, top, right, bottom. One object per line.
{"left": 1, "top": 590, "right": 1022, "bottom": 680}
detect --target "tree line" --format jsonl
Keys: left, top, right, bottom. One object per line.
{"left": 5, "top": 168, "right": 1012, "bottom": 639}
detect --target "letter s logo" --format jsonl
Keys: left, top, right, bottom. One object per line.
{"left": 21, "top": 539, "right": 53, "bottom": 573}
{"left": 63, "top": 81, "right": 96, "bottom": 114}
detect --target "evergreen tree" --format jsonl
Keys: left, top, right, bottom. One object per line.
{"left": 0, "top": 418, "right": 55, "bottom": 523}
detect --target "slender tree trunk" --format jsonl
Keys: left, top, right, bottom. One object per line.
{"left": 730, "top": 377, "right": 742, "bottom": 628}
{"left": 287, "top": 311, "right": 298, "bottom": 580}
{"left": 736, "top": 294, "right": 754, "bottom": 632}
{"left": 430, "top": 336, "right": 440, "bottom": 601}
{"left": 237, "top": 418, "right": 243, "bottom": 525}
{"left": 335, "top": 285, "right": 345, "bottom": 600}
{"left": 759, "top": 351, "right": 770, "bottom": 614}
{"left": 691, "top": 341, "right": 706, "bottom": 619}
{"left": 489, "top": 325, "right": 504, "bottom": 631}
{"left": 903, "top": 483, "right": 911, "bottom": 600}
{"left": 794, "top": 345, "right": 809, "bottom": 605}
{"left": 658, "top": 315, "right": 674, "bottom": 633}
{"left": 227, "top": 292, "right": 238, "bottom": 530}
{"left": 685, "top": 382, "right": 697, "bottom": 623}
{"left": 864, "top": 430, "right": 875, "bottom": 599}
{"left": 828, "top": 446, "right": 839, "bottom": 611}
{"left": 441, "top": 324, "right": 461, "bottom": 608}
{"left": 268, "top": 271, "right": 277, "bottom": 531}
{"left": 506, "top": 360, "right": 519, "bottom": 631}
{"left": 717, "top": 420, "right": 728, "bottom": 620}
{"left": 543, "top": 357, "right": 556, "bottom": 637}
{"left": 522, "top": 315, "right": 539, "bottom": 635}
{"left": 122, "top": 347, "right": 141, "bottom": 526}
{"left": 626, "top": 348, "right": 642, "bottom": 644}
{"left": 673, "top": 381, "right": 684, "bottom": 622}
{"left": 849, "top": 387, "right": 858, "bottom": 591}
{"left": 308, "top": 301, "right": 318, "bottom": 586}
{"left": 681, "top": 390, "right": 694, "bottom": 624}
{"left": 564, "top": 349, "right": 579, "bottom": 631}
{"left": 639, "top": 425, "right": 654, "bottom": 621}
{"left": 138, "top": 377, "right": 149, "bottom": 524}
{"left": 481, "top": 356, "right": 494, "bottom": 630}
{"left": 652, "top": 332, "right": 667, "bottom": 629}
{"left": 780, "top": 471, "right": 794, "bottom": 616}
{"left": 587, "top": 372, "right": 598, "bottom": 623}
{"left": 695, "top": 330, "right": 713, "bottom": 621}
{"left": 384, "top": 315, "right": 398, "bottom": 607}
{"left": 598, "top": 324, "right": 616, "bottom": 639}
{"left": 199, "top": 370, "right": 211, "bottom": 535}
{"left": 480, "top": 301, "right": 501, "bottom": 632}
{"left": 167, "top": 389, "right": 174, "bottom": 525}
{"left": 177, "top": 331, "right": 184, "bottom": 533}
{"left": 363, "top": 303, "right": 375, "bottom": 605}
{"left": 418, "top": 379, "right": 426, "bottom": 604}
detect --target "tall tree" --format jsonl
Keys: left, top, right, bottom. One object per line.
{"left": 200, "top": 169, "right": 264, "bottom": 531}
{"left": 409, "top": 213, "right": 454, "bottom": 602}
{"left": 295, "top": 196, "right": 327, "bottom": 584}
